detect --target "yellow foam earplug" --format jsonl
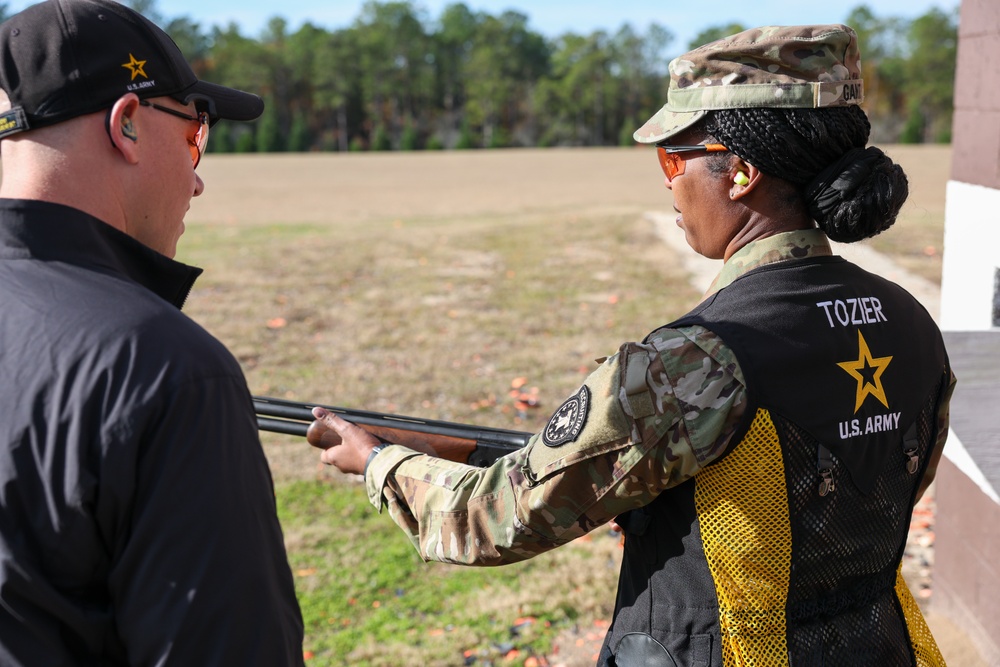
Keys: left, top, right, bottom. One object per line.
{"left": 734, "top": 172, "right": 750, "bottom": 186}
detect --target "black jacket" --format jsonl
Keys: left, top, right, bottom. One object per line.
{"left": 0, "top": 200, "right": 303, "bottom": 666}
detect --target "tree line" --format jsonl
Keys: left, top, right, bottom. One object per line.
{"left": 0, "top": 1, "right": 959, "bottom": 151}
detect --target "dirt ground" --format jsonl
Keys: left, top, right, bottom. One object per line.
{"left": 190, "top": 145, "right": 949, "bottom": 230}
{"left": 190, "top": 144, "right": 948, "bottom": 283}
{"left": 184, "top": 147, "right": 982, "bottom": 666}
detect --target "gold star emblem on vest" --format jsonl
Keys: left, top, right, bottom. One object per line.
{"left": 837, "top": 330, "right": 892, "bottom": 413}
{"left": 121, "top": 53, "right": 148, "bottom": 80}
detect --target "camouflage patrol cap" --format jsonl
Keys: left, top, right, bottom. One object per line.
{"left": 634, "top": 24, "right": 864, "bottom": 144}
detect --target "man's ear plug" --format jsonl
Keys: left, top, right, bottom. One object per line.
{"left": 734, "top": 172, "right": 750, "bottom": 186}
{"left": 122, "top": 118, "right": 137, "bottom": 141}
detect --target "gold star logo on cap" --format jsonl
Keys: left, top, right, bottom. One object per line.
{"left": 837, "top": 330, "right": 892, "bottom": 413}
{"left": 121, "top": 53, "right": 148, "bottom": 81}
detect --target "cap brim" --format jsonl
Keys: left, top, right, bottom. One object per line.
{"left": 173, "top": 80, "right": 264, "bottom": 123}
{"left": 633, "top": 106, "right": 706, "bottom": 144}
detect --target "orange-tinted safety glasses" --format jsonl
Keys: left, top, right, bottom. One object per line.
{"left": 139, "top": 100, "right": 211, "bottom": 169}
{"left": 656, "top": 143, "right": 729, "bottom": 181}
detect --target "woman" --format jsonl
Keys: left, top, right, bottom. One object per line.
{"left": 312, "top": 25, "right": 954, "bottom": 666}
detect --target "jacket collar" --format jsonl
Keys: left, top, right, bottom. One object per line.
{"left": 706, "top": 229, "right": 833, "bottom": 296}
{"left": 0, "top": 199, "right": 203, "bottom": 309}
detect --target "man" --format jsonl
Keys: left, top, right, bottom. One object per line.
{"left": 310, "top": 25, "right": 952, "bottom": 666}
{"left": 0, "top": 1, "right": 303, "bottom": 664}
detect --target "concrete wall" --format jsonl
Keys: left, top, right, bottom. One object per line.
{"left": 940, "top": 0, "right": 1000, "bottom": 331}
{"left": 935, "top": 4, "right": 1000, "bottom": 661}
{"left": 932, "top": 457, "right": 1000, "bottom": 666}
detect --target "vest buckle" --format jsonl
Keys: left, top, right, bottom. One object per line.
{"left": 902, "top": 422, "right": 921, "bottom": 475}
{"left": 818, "top": 468, "right": 836, "bottom": 497}
{"left": 817, "top": 444, "right": 836, "bottom": 496}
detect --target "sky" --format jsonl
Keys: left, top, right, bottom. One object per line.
{"left": 6, "top": 0, "right": 962, "bottom": 52}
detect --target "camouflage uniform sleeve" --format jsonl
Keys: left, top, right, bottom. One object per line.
{"left": 935, "top": 368, "right": 958, "bottom": 452}
{"left": 917, "top": 367, "right": 957, "bottom": 500}
{"left": 364, "top": 325, "right": 747, "bottom": 566}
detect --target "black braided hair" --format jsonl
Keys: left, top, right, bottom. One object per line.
{"left": 700, "top": 106, "right": 909, "bottom": 243}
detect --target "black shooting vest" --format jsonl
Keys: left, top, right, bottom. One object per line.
{"left": 601, "top": 256, "right": 951, "bottom": 667}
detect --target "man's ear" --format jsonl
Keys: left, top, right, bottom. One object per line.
{"left": 730, "top": 161, "right": 763, "bottom": 201}
{"left": 107, "top": 94, "right": 141, "bottom": 165}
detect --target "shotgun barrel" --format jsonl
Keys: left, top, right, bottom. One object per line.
{"left": 253, "top": 395, "right": 532, "bottom": 467}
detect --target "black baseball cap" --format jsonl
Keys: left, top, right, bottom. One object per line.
{"left": 0, "top": 0, "right": 263, "bottom": 139}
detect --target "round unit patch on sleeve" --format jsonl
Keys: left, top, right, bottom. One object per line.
{"left": 542, "top": 385, "right": 591, "bottom": 447}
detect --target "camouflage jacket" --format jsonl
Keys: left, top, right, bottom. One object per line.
{"left": 365, "top": 229, "right": 953, "bottom": 564}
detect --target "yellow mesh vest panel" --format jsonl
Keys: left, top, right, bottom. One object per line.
{"left": 894, "top": 566, "right": 947, "bottom": 666}
{"left": 695, "top": 408, "right": 791, "bottom": 666}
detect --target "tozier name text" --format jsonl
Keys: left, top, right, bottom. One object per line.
{"left": 816, "top": 297, "right": 887, "bottom": 328}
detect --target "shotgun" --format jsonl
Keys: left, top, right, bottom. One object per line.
{"left": 253, "top": 395, "right": 532, "bottom": 468}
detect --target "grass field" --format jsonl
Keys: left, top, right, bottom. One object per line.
{"left": 176, "top": 146, "right": 953, "bottom": 666}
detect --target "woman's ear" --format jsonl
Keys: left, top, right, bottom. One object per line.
{"left": 730, "top": 161, "right": 762, "bottom": 200}
{"left": 107, "top": 94, "right": 142, "bottom": 165}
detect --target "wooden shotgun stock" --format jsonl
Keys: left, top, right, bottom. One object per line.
{"left": 253, "top": 396, "right": 532, "bottom": 468}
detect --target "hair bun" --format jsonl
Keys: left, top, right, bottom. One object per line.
{"left": 806, "top": 147, "right": 883, "bottom": 219}
{"left": 806, "top": 147, "right": 908, "bottom": 242}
